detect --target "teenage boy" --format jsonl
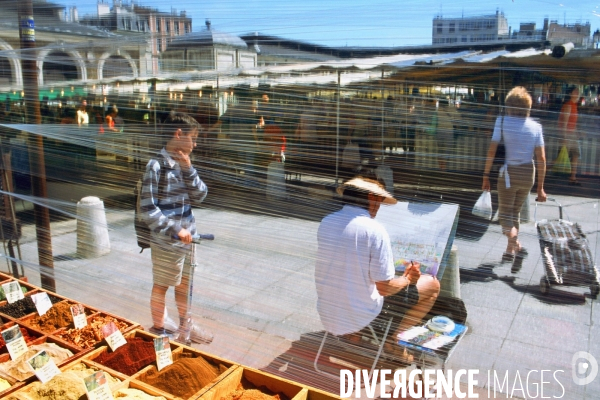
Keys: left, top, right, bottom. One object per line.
{"left": 140, "top": 111, "right": 213, "bottom": 343}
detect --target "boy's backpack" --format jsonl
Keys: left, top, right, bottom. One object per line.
{"left": 134, "top": 180, "right": 150, "bottom": 253}
{"left": 134, "top": 164, "right": 162, "bottom": 253}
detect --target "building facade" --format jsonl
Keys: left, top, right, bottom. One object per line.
{"left": 0, "top": 0, "right": 152, "bottom": 91}
{"left": 546, "top": 22, "right": 592, "bottom": 47}
{"left": 80, "top": 1, "right": 192, "bottom": 74}
{"left": 432, "top": 11, "right": 509, "bottom": 45}
{"left": 161, "top": 20, "right": 256, "bottom": 72}
{"left": 513, "top": 19, "right": 549, "bottom": 41}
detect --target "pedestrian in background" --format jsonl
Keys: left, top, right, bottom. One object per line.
{"left": 558, "top": 86, "right": 582, "bottom": 185}
{"left": 482, "top": 87, "right": 547, "bottom": 270}
{"left": 77, "top": 100, "right": 89, "bottom": 127}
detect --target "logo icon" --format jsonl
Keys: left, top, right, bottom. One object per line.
{"left": 572, "top": 351, "right": 598, "bottom": 385}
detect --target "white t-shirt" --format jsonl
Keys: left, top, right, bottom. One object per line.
{"left": 77, "top": 110, "right": 89, "bottom": 126}
{"left": 315, "top": 205, "right": 395, "bottom": 335}
{"left": 492, "top": 116, "right": 544, "bottom": 166}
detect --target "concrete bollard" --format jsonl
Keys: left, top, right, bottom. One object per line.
{"left": 520, "top": 195, "right": 530, "bottom": 224}
{"left": 76, "top": 196, "right": 111, "bottom": 258}
{"left": 440, "top": 245, "right": 461, "bottom": 299}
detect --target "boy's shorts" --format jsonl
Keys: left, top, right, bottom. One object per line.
{"left": 150, "top": 243, "right": 192, "bottom": 287}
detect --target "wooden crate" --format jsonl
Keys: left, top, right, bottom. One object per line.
{"left": 0, "top": 279, "right": 36, "bottom": 299}
{"left": 51, "top": 312, "right": 138, "bottom": 351}
{"left": 170, "top": 335, "right": 238, "bottom": 367}
{"left": 18, "top": 300, "right": 99, "bottom": 335}
{"left": 200, "top": 366, "right": 307, "bottom": 400}
{"left": 113, "top": 378, "right": 177, "bottom": 399}
{"left": 5, "top": 279, "right": 104, "bottom": 319}
{"left": 0, "top": 377, "right": 25, "bottom": 399}
{"left": 0, "top": 334, "right": 88, "bottom": 383}
{"left": 0, "top": 322, "right": 44, "bottom": 355}
{"left": 6, "top": 358, "right": 130, "bottom": 398}
{"left": 0, "top": 290, "right": 64, "bottom": 321}
{"left": 132, "top": 347, "right": 237, "bottom": 400}
{"left": 305, "top": 387, "right": 343, "bottom": 400}
{"left": 82, "top": 329, "right": 183, "bottom": 377}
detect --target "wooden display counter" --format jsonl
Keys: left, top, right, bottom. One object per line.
{"left": 0, "top": 274, "right": 341, "bottom": 400}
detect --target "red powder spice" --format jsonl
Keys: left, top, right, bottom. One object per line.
{"left": 0, "top": 327, "right": 36, "bottom": 353}
{"left": 95, "top": 337, "right": 156, "bottom": 376}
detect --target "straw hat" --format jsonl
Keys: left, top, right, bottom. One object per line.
{"left": 337, "top": 177, "right": 397, "bottom": 205}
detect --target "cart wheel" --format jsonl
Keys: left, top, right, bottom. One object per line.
{"left": 590, "top": 283, "right": 600, "bottom": 299}
{"left": 540, "top": 276, "right": 550, "bottom": 295}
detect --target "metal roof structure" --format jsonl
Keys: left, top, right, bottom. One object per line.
{"left": 168, "top": 21, "right": 248, "bottom": 50}
{"left": 47, "top": 47, "right": 598, "bottom": 94}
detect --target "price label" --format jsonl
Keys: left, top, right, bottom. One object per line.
{"left": 32, "top": 292, "right": 52, "bottom": 316}
{"left": 70, "top": 304, "right": 87, "bottom": 329}
{"left": 1, "top": 325, "right": 28, "bottom": 360}
{"left": 84, "top": 371, "right": 114, "bottom": 400}
{"left": 2, "top": 282, "right": 24, "bottom": 304}
{"left": 27, "top": 350, "right": 61, "bottom": 383}
{"left": 102, "top": 322, "right": 126, "bottom": 352}
{"left": 153, "top": 336, "right": 173, "bottom": 371}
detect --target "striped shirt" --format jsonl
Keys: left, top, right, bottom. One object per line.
{"left": 140, "top": 148, "right": 208, "bottom": 247}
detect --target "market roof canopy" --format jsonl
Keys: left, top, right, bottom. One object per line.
{"left": 386, "top": 48, "right": 600, "bottom": 86}
{"left": 5, "top": 45, "right": 597, "bottom": 94}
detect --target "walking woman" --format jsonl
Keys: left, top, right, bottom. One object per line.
{"left": 482, "top": 87, "right": 547, "bottom": 271}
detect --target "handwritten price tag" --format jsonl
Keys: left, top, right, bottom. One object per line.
{"left": 1, "top": 325, "right": 28, "bottom": 360}
{"left": 153, "top": 336, "right": 173, "bottom": 371}
{"left": 102, "top": 322, "right": 126, "bottom": 352}
{"left": 84, "top": 371, "right": 114, "bottom": 400}
{"left": 27, "top": 350, "right": 61, "bottom": 383}
{"left": 32, "top": 292, "right": 52, "bottom": 316}
{"left": 70, "top": 304, "right": 87, "bottom": 329}
{"left": 2, "top": 282, "right": 24, "bottom": 304}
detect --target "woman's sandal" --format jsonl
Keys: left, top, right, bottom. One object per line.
{"left": 501, "top": 252, "right": 515, "bottom": 263}
{"left": 511, "top": 253, "right": 525, "bottom": 274}
{"left": 569, "top": 180, "right": 582, "bottom": 186}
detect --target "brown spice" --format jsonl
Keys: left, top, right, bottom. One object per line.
{"left": 220, "top": 377, "right": 288, "bottom": 400}
{"left": 140, "top": 357, "right": 220, "bottom": 398}
{"left": 224, "top": 389, "right": 281, "bottom": 400}
{"left": 27, "top": 302, "right": 74, "bottom": 333}
{"left": 54, "top": 314, "right": 129, "bottom": 349}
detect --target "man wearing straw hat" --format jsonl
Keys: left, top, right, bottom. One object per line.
{"left": 315, "top": 177, "right": 440, "bottom": 360}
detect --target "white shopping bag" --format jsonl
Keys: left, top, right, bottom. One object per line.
{"left": 472, "top": 191, "right": 493, "bottom": 220}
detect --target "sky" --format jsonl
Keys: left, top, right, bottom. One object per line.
{"left": 73, "top": 0, "right": 600, "bottom": 47}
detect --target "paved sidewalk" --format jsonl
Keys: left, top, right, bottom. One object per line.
{"left": 8, "top": 179, "right": 600, "bottom": 399}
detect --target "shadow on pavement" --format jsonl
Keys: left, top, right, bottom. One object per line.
{"left": 53, "top": 253, "right": 79, "bottom": 262}
{"left": 261, "top": 331, "right": 345, "bottom": 395}
{"left": 261, "top": 330, "right": 403, "bottom": 396}
{"left": 460, "top": 263, "right": 587, "bottom": 305}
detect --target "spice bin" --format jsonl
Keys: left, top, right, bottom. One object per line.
{"left": 132, "top": 345, "right": 237, "bottom": 400}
